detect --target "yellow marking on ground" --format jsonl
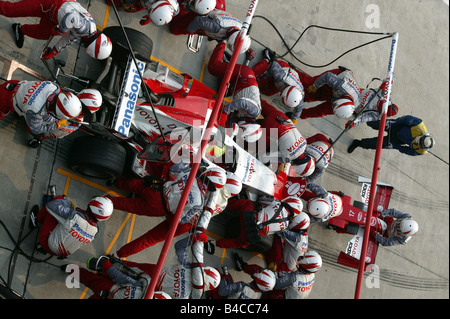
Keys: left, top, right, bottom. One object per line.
{"left": 56, "top": 168, "right": 124, "bottom": 197}
{"left": 58, "top": 166, "right": 264, "bottom": 298}
{"left": 99, "top": 4, "right": 111, "bottom": 31}
{"left": 63, "top": 176, "right": 71, "bottom": 196}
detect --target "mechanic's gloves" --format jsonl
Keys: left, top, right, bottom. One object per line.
{"left": 291, "top": 118, "right": 298, "bottom": 125}
{"left": 191, "top": 231, "right": 208, "bottom": 243}
{"left": 307, "top": 85, "right": 318, "bottom": 94}
{"left": 42, "top": 47, "right": 60, "bottom": 60}
{"left": 206, "top": 144, "right": 226, "bottom": 157}
{"left": 345, "top": 120, "right": 356, "bottom": 130}
{"left": 140, "top": 15, "right": 151, "bottom": 25}
{"left": 55, "top": 119, "right": 68, "bottom": 128}
{"left": 51, "top": 27, "right": 66, "bottom": 36}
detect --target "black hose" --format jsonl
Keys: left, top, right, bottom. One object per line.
{"left": 252, "top": 15, "right": 392, "bottom": 68}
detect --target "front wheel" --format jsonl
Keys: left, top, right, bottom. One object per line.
{"left": 69, "top": 135, "right": 127, "bottom": 180}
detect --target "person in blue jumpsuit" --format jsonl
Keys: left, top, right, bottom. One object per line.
{"left": 347, "top": 115, "right": 435, "bottom": 156}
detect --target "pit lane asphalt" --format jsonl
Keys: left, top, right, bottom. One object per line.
{"left": 0, "top": 0, "right": 448, "bottom": 299}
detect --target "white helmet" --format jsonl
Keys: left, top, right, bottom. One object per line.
{"left": 189, "top": 0, "right": 216, "bottom": 15}
{"left": 200, "top": 167, "right": 227, "bottom": 189}
{"left": 292, "top": 154, "right": 316, "bottom": 177}
{"left": 150, "top": 0, "right": 179, "bottom": 26}
{"left": 307, "top": 198, "right": 331, "bottom": 220}
{"left": 237, "top": 121, "right": 262, "bottom": 143}
{"left": 329, "top": 193, "right": 343, "bottom": 218}
{"left": 307, "top": 139, "right": 334, "bottom": 170}
{"left": 419, "top": 134, "right": 435, "bottom": 149}
{"left": 253, "top": 269, "right": 276, "bottom": 292}
{"left": 399, "top": 218, "right": 419, "bottom": 237}
{"left": 153, "top": 291, "right": 172, "bottom": 299}
{"left": 282, "top": 196, "right": 303, "bottom": 215}
{"left": 332, "top": 97, "right": 355, "bottom": 119}
{"left": 77, "top": 88, "right": 102, "bottom": 113}
{"left": 281, "top": 86, "right": 303, "bottom": 108}
{"left": 289, "top": 211, "right": 310, "bottom": 231}
{"left": 226, "top": 30, "right": 251, "bottom": 54}
{"left": 225, "top": 172, "right": 243, "bottom": 196}
{"left": 88, "top": 196, "right": 114, "bottom": 221}
{"left": 203, "top": 267, "right": 221, "bottom": 291}
{"left": 85, "top": 33, "right": 112, "bottom": 60}
{"left": 55, "top": 92, "right": 82, "bottom": 119}
{"left": 298, "top": 250, "right": 322, "bottom": 273}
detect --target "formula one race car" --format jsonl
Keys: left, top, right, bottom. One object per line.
{"left": 327, "top": 177, "right": 394, "bottom": 271}
{"left": 41, "top": 25, "right": 297, "bottom": 203}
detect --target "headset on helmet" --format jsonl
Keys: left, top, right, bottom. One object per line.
{"left": 226, "top": 30, "right": 251, "bottom": 54}
{"left": 281, "top": 86, "right": 303, "bottom": 109}
{"left": 55, "top": 92, "right": 82, "bottom": 119}
{"left": 225, "top": 172, "right": 243, "bottom": 197}
{"left": 237, "top": 120, "right": 262, "bottom": 143}
{"left": 289, "top": 211, "right": 310, "bottom": 231}
{"left": 298, "top": 250, "right": 322, "bottom": 273}
{"left": 189, "top": 0, "right": 216, "bottom": 15}
{"left": 88, "top": 196, "right": 114, "bottom": 221}
{"left": 282, "top": 196, "right": 303, "bottom": 215}
{"left": 203, "top": 267, "right": 221, "bottom": 291}
{"left": 77, "top": 89, "right": 102, "bottom": 113}
{"left": 150, "top": 0, "right": 179, "bottom": 26}
{"left": 399, "top": 218, "right": 419, "bottom": 237}
{"left": 153, "top": 291, "right": 172, "bottom": 299}
{"left": 200, "top": 167, "right": 227, "bottom": 189}
{"left": 307, "top": 198, "right": 331, "bottom": 220}
{"left": 332, "top": 97, "right": 355, "bottom": 119}
{"left": 85, "top": 32, "right": 112, "bottom": 60}
{"left": 253, "top": 269, "right": 276, "bottom": 292}
{"left": 292, "top": 154, "right": 316, "bottom": 177}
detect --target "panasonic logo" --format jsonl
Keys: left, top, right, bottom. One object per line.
{"left": 113, "top": 55, "right": 146, "bottom": 137}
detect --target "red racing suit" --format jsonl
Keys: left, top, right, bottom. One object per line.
{"left": 253, "top": 59, "right": 305, "bottom": 119}
{"left": 108, "top": 162, "right": 208, "bottom": 258}
{"left": 259, "top": 100, "right": 306, "bottom": 163}
{"left": 296, "top": 68, "right": 342, "bottom": 119}
{"left": 215, "top": 199, "right": 292, "bottom": 249}
{"left": 208, "top": 42, "right": 261, "bottom": 120}
{"left": 170, "top": 0, "right": 226, "bottom": 35}
{"left": 0, "top": 0, "right": 96, "bottom": 48}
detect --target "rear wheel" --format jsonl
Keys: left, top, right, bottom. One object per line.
{"left": 69, "top": 135, "right": 127, "bottom": 180}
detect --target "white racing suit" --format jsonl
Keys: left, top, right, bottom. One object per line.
{"left": 174, "top": 186, "right": 232, "bottom": 298}
{"left": 273, "top": 270, "right": 316, "bottom": 299}
{"left": 313, "top": 70, "right": 360, "bottom": 104}
{"left": 53, "top": 1, "right": 97, "bottom": 53}
{"left": 12, "top": 81, "right": 61, "bottom": 136}
{"left": 186, "top": 9, "right": 242, "bottom": 41}
{"left": 104, "top": 263, "right": 197, "bottom": 299}
{"left": 277, "top": 229, "right": 309, "bottom": 272}
{"left": 45, "top": 198, "right": 98, "bottom": 256}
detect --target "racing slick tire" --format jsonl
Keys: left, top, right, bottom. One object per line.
{"left": 102, "top": 26, "right": 153, "bottom": 63}
{"left": 69, "top": 135, "right": 127, "bottom": 180}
